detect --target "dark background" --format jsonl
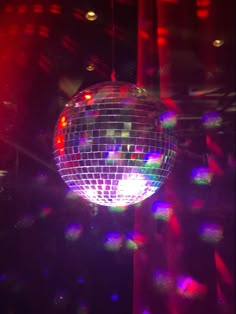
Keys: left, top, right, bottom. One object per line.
{"left": 0, "top": 1, "right": 235, "bottom": 313}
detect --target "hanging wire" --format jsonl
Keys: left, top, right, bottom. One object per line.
{"left": 110, "top": 0, "right": 116, "bottom": 81}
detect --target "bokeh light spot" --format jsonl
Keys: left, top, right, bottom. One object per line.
{"left": 191, "top": 167, "right": 213, "bottom": 185}
{"left": 202, "top": 112, "right": 222, "bottom": 128}
{"left": 152, "top": 201, "right": 172, "bottom": 221}
{"left": 160, "top": 111, "right": 177, "bottom": 128}
{"left": 154, "top": 269, "right": 173, "bottom": 292}
{"left": 177, "top": 275, "right": 207, "bottom": 299}
{"left": 111, "top": 294, "right": 119, "bottom": 302}
{"left": 39, "top": 206, "right": 52, "bottom": 218}
{"left": 199, "top": 222, "right": 223, "bottom": 243}
{"left": 108, "top": 205, "right": 127, "bottom": 212}
{"left": 65, "top": 224, "right": 83, "bottom": 241}
{"left": 104, "top": 232, "right": 123, "bottom": 251}
{"left": 125, "top": 231, "right": 147, "bottom": 250}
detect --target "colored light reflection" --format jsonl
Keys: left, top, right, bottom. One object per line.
{"left": 65, "top": 224, "right": 83, "bottom": 241}
{"left": 160, "top": 111, "right": 177, "bottom": 128}
{"left": 104, "top": 232, "right": 123, "bottom": 251}
{"left": 60, "top": 116, "right": 67, "bottom": 128}
{"left": 39, "top": 206, "right": 52, "bottom": 218}
{"left": 152, "top": 201, "right": 172, "bottom": 221}
{"left": 154, "top": 269, "right": 173, "bottom": 292}
{"left": 106, "top": 151, "right": 124, "bottom": 164}
{"left": 66, "top": 190, "right": 80, "bottom": 200}
{"left": 189, "top": 198, "right": 205, "bottom": 211}
{"left": 125, "top": 231, "right": 147, "bottom": 250}
{"left": 199, "top": 222, "right": 223, "bottom": 243}
{"left": 191, "top": 167, "right": 213, "bottom": 185}
{"left": 134, "top": 201, "right": 142, "bottom": 208}
{"left": 144, "top": 153, "right": 163, "bottom": 168}
{"left": 177, "top": 275, "right": 207, "bottom": 299}
{"left": 85, "top": 93, "right": 92, "bottom": 100}
{"left": 202, "top": 112, "right": 222, "bottom": 128}
{"left": 108, "top": 205, "right": 127, "bottom": 212}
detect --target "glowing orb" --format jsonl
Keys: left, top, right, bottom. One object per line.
{"left": 54, "top": 81, "right": 176, "bottom": 206}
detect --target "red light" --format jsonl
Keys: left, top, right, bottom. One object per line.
{"left": 33, "top": 4, "right": 44, "bottom": 14}
{"left": 55, "top": 135, "right": 64, "bottom": 155}
{"left": 18, "top": 5, "right": 27, "bottom": 14}
{"left": 38, "top": 54, "right": 51, "bottom": 73}
{"left": 9, "top": 25, "right": 19, "bottom": 36}
{"left": 24, "top": 24, "right": 35, "bottom": 35}
{"left": 196, "top": 0, "right": 211, "bottom": 7}
{"left": 197, "top": 9, "right": 209, "bottom": 18}
{"left": 157, "top": 27, "right": 169, "bottom": 36}
{"left": 61, "top": 36, "right": 79, "bottom": 54}
{"left": 5, "top": 5, "right": 13, "bottom": 13}
{"left": 38, "top": 25, "right": 50, "bottom": 38}
{"left": 85, "top": 94, "right": 92, "bottom": 100}
{"left": 49, "top": 4, "right": 61, "bottom": 14}
{"left": 73, "top": 8, "right": 86, "bottom": 21}
{"left": 120, "top": 86, "right": 128, "bottom": 96}
{"left": 157, "top": 37, "right": 167, "bottom": 46}
{"left": 162, "top": 0, "right": 178, "bottom": 3}
{"left": 139, "top": 31, "right": 149, "bottom": 40}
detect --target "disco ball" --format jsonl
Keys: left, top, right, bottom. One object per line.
{"left": 54, "top": 81, "right": 176, "bottom": 207}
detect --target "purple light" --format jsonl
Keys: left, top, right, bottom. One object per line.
{"left": 65, "top": 223, "right": 83, "bottom": 241}
{"left": 54, "top": 81, "right": 176, "bottom": 206}
{"left": 177, "top": 275, "right": 207, "bottom": 299}
{"left": 191, "top": 167, "right": 213, "bottom": 185}
{"left": 153, "top": 269, "right": 173, "bottom": 292}
{"left": 202, "top": 111, "right": 222, "bottom": 128}
{"left": 160, "top": 111, "right": 177, "bottom": 128}
{"left": 151, "top": 201, "right": 172, "bottom": 221}
{"left": 104, "top": 232, "right": 123, "bottom": 251}
{"left": 199, "top": 222, "right": 223, "bottom": 243}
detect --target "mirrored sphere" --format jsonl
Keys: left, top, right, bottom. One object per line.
{"left": 54, "top": 81, "right": 176, "bottom": 206}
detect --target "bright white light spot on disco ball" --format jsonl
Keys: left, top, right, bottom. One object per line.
{"left": 54, "top": 81, "right": 176, "bottom": 206}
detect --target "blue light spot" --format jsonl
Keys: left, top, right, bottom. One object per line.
{"left": 42, "top": 269, "right": 49, "bottom": 276}
{"left": 77, "top": 277, "right": 85, "bottom": 284}
{"left": 0, "top": 274, "right": 7, "bottom": 282}
{"left": 111, "top": 294, "right": 119, "bottom": 302}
